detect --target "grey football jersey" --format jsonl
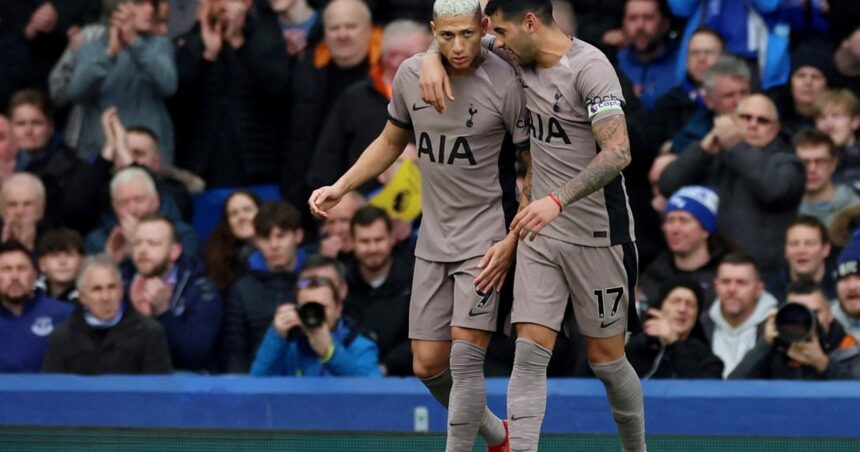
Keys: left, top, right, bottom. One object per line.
{"left": 388, "top": 50, "right": 529, "bottom": 262}
{"left": 519, "top": 38, "right": 635, "bottom": 246}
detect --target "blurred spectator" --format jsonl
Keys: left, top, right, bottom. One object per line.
{"left": 647, "top": 153, "right": 676, "bottom": 213}
{"left": 42, "top": 254, "right": 173, "bottom": 374}
{"left": 345, "top": 206, "right": 412, "bottom": 376}
{"left": 0, "top": 173, "right": 47, "bottom": 251}
{"left": 766, "top": 216, "right": 836, "bottom": 304}
{"left": 316, "top": 190, "right": 366, "bottom": 259}
{"left": 268, "top": 0, "right": 321, "bottom": 58}
{"left": 702, "top": 253, "right": 777, "bottom": 378}
{"left": 0, "top": 239, "right": 72, "bottom": 372}
{"left": 250, "top": 272, "right": 381, "bottom": 377}
{"left": 203, "top": 190, "right": 261, "bottom": 293}
{"left": 67, "top": 0, "right": 177, "bottom": 162}
{"left": 283, "top": 0, "right": 380, "bottom": 212}
{"left": 829, "top": 0, "right": 860, "bottom": 99}
{"left": 767, "top": 44, "right": 831, "bottom": 138}
{"left": 87, "top": 167, "right": 199, "bottom": 261}
{"left": 222, "top": 200, "right": 306, "bottom": 373}
{"left": 670, "top": 56, "right": 751, "bottom": 154}
{"left": 643, "top": 27, "right": 724, "bottom": 156}
{"left": 814, "top": 89, "right": 860, "bottom": 188}
{"left": 795, "top": 129, "right": 860, "bottom": 228}
{"left": 668, "top": 0, "right": 789, "bottom": 90}
{"left": 0, "top": 12, "right": 32, "bottom": 112}
{"left": 616, "top": 0, "right": 680, "bottom": 110}
{"left": 35, "top": 227, "right": 83, "bottom": 304}
{"left": 575, "top": 0, "right": 626, "bottom": 59}
{"left": 8, "top": 89, "right": 105, "bottom": 233}
{"left": 13, "top": 0, "right": 100, "bottom": 91}
{"left": 0, "top": 115, "right": 16, "bottom": 182}
{"left": 129, "top": 213, "right": 222, "bottom": 372}
{"left": 660, "top": 94, "right": 804, "bottom": 275}
{"left": 729, "top": 279, "right": 860, "bottom": 380}
{"left": 627, "top": 278, "right": 723, "bottom": 379}
{"left": 174, "top": 0, "right": 291, "bottom": 188}
{"left": 639, "top": 186, "right": 722, "bottom": 310}
{"left": 371, "top": 0, "right": 433, "bottom": 24}
{"left": 834, "top": 231, "right": 860, "bottom": 340}
{"left": 307, "top": 20, "right": 430, "bottom": 195}
{"left": 101, "top": 109, "right": 204, "bottom": 221}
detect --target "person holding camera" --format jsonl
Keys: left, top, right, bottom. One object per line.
{"left": 729, "top": 278, "right": 860, "bottom": 380}
{"left": 250, "top": 271, "right": 381, "bottom": 377}
{"left": 627, "top": 278, "right": 724, "bottom": 379}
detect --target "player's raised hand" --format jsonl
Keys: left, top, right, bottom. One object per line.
{"left": 419, "top": 53, "right": 454, "bottom": 113}
{"left": 308, "top": 185, "right": 345, "bottom": 220}
{"left": 475, "top": 235, "right": 516, "bottom": 293}
{"left": 510, "top": 196, "right": 562, "bottom": 241}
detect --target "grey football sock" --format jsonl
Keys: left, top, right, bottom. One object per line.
{"left": 590, "top": 355, "right": 646, "bottom": 452}
{"left": 420, "top": 367, "right": 506, "bottom": 445}
{"left": 507, "top": 338, "right": 553, "bottom": 452}
{"left": 446, "top": 340, "right": 490, "bottom": 452}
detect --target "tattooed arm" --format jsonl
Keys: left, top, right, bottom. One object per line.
{"left": 510, "top": 114, "right": 630, "bottom": 241}
{"left": 555, "top": 114, "right": 631, "bottom": 206}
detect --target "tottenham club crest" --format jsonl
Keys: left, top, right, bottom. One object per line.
{"left": 31, "top": 316, "right": 55, "bottom": 337}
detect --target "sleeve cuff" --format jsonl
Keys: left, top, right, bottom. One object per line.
{"left": 387, "top": 114, "right": 413, "bottom": 131}
{"left": 319, "top": 343, "right": 336, "bottom": 363}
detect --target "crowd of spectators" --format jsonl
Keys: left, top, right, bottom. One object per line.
{"left": 0, "top": 0, "right": 859, "bottom": 382}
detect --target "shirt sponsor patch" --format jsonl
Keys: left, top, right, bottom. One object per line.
{"left": 586, "top": 95, "right": 624, "bottom": 119}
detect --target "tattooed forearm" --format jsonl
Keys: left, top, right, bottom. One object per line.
{"left": 520, "top": 148, "right": 533, "bottom": 203}
{"left": 555, "top": 115, "right": 631, "bottom": 206}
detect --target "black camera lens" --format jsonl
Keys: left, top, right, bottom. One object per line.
{"left": 775, "top": 303, "right": 815, "bottom": 342}
{"left": 298, "top": 301, "right": 326, "bottom": 330}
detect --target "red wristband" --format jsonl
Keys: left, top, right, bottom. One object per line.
{"left": 548, "top": 193, "right": 563, "bottom": 212}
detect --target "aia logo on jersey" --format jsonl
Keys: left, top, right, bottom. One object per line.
{"left": 585, "top": 94, "right": 624, "bottom": 119}
{"left": 31, "top": 316, "right": 55, "bottom": 337}
{"left": 525, "top": 111, "right": 571, "bottom": 144}
{"left": 417, "top": 132, "right": 477, "bottom": 165}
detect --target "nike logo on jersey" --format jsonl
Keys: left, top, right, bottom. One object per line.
{"left": 600, "top": 318, "right": 620, "bottom": 329}
{"left": 510, "top": 414, "right": 536, "bottom": 421}
{"left": 412, "top": 102, "right": 432, "bottom": 111}
{"left": 468, "top": 309, "right": 489, "bottom": 317}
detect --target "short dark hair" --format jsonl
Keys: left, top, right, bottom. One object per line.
{"left": 718, "top": 252, "right": 760, "bottom": 278}
{"left": 126, "top": 126, "right": 160, "bottom": 143}
{"left": 8, "top": 89, "right": 53, "bottom": 121}
{"left": 787, "top": 215, "right": 830, "bottom": 245}
{"left": 301, "top": 254, "right": 347, "bottom": 287}
{"left": 0, "top": 240, "right": 35, "bottom": 268}
{"left": 36, "top": 228, "right": 84, "bottom": 256}
{"left": 786, "top": 277, "right": 825, "bottom": 298}
{"left": 254, "top": 201, "right": 302, "bottom": 237}
{"left": 484, "top": 0, "right": 554, "bottom": 24}
{"left": 795, "top": 128, "right": 837, "bottom": 159}
{"left": 624, "top": 0, "right": 672, "bottom": 20}
{"left": 350, "top": 206, "right": 392, "bottom": 235}
{"left": 138, "top": 212, "right": 179, "bottom": 244}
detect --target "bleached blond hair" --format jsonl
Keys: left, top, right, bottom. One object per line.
{"left": 433, "top": 0, "right": 481, "bottom": 18}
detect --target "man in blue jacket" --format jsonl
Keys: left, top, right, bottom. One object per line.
{"left": 128, "top": 213, "right": 222, "bottom": 372}
{"left": 0, "top": 240, "right": 72, "bottom": 372}
{"left": 251, "top": 268, "right": 381, "bottom": 377}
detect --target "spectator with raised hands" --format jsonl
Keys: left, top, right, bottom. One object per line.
{"left": 627, "top": 278, "right": 724, "bottom": 379}
{"left": 174, "top": 0, "right": 291, "bottom": 189}
{"left": 0, "top": 173, "right": 47, "bottom": 251}
{"left": 67, "top": 0, "right": 177, "bottom": 163}
{"left": 660, "top": 94, "right": 804, "bottom": 275}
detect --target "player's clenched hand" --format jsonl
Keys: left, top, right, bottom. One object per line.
{"left": 419, "top": 53, "right": 453, "bottom": 113}
{"left": 510, "top": 196, "right": 562, "bottom": 241}
{"left": 308, "top": 185, "right": 345, "bottom": 220}
{"left": 475, "top": 235, "right": 516, "bottom": 293}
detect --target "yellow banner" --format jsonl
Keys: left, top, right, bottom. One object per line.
{"left": 370, "top": 159, "right": 422, "bottom": 222}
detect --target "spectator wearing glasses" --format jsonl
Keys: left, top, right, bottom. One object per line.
{"left": 660, "top": 94, "right": 804, "bottom": 275}
{"left": 250, "top": 267, "right": 381, "bottom": 377}
{"left": 795, "top": 129, "right": 860, "bottom": 229}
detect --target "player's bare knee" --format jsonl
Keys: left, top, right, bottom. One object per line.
{"left": 413, "top": 355, "right": 449, "bottom": 379}
{"left": 515, "top": 322, "right": 558, "bottom": 350}
{"left": 451, "top": 327, "right": 491, "bottom": 349}
{"left": 585, "top": 334, "right": 626, "bottom": 364}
